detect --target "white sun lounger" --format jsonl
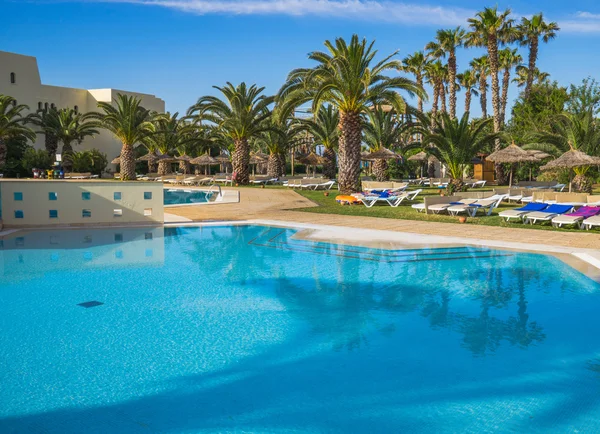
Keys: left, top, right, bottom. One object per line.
{"left": 582, "top": 215, "right": 600, "bottom": 230}
{"left": 362, "top": 194, "right": 407, "bottom": 208}
{"left": 447, "top": 197, "right": 503, "bottom": 217}
{"left": 426, "top": 198, "right": 478, "bottom": 214}
{"left": 523, "top": 205, "right": 574, "bottom": 225}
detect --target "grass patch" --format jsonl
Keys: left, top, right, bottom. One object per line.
{"left": 294, "top": 187, "right": 600, "bottom": 233}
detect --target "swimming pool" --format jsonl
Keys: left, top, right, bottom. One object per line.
{"left": 1, "top": 225, "right": 599, "bottom": 433}
{"left": 163, "top": 188, "right": 212, "bottom": 205}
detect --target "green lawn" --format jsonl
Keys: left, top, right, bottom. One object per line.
{"left": 291, "top": 186, "right": 600, "bottom": 233}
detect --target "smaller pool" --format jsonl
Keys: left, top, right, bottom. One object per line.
{"left": 163, "top": 189, "right": 212, "bottom": 205}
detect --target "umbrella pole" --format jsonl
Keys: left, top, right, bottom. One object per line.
{"left": 509, "top": 168, "right": 513, "bottom": 187}
{"left": 569, "top": 170, "right": 572, "bottom": 193}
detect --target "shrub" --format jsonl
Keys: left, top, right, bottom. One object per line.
{"left": 21, "top": 148, "right": 52, "bottom": 174}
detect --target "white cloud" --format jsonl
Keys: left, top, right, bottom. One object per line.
{"left": 559, "top": 11, "right": 600, "bottom": 33}
{"left": 99, "top": 0, "right": 473, "bottom": 26}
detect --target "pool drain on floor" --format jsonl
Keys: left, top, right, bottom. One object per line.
{"left": 77, "top": 301, "right": 104, "bottom": 308}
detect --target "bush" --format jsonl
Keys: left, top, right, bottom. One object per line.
{"left": 1, "top": 137, "right": 32, "bottom": 178}
{"left": 21, "top": 148, "right": 52, "bottom": 174}
{"left": 70, "top": 149, "right": 108, "bottom": 175}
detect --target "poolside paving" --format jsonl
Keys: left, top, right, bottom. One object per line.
{"left": 166, "top": 188, "right": 600, "bottom": 250}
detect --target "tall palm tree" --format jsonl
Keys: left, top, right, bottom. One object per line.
{"left": 425, "top": 27, "right": 466, "bottom": 119}
{"left": 470, "top": 56, "right": 490, "bottom": 118}
{"left": 92, "top": 94, "right": 155, "bottom": 180}
{"left": 30, "top": 107, "right": 59, "bottom": 160}
{"left": 175, "top": 123, "right": 214, "bottom": 174}
{"left": 457, "top": 70, "right": 479, "bottom": 115}
{"left": 498, "top": 48, "right": 522, "bottom": 125}
{"left": 189, "top": 83, "right": 274, "bottom": 185}
{"left": 425, "top": 60, "right": 447, "bottom": 122}
{"left": 408, "top": 112, "right": 499, "bottom": 191}
{"left": 467, "top": 7, "right": 516, "bottom": 139}
{"left": 363, "top": 107, "right": 404, "bottom": 181}
{"left": 279, "top": 34, "right": 424, "bottom": 192}
{"left": 513, "top": 66, "right": 550, "bottom": 88}
{"left": 297, "top": 105, "right": 339, "bottom": 179}
{"left": 34, "top": 108, "right": 99, "bottom": 172}
{"left": 0, "top": 95, "right": 36, "bottom": 167}
{"left": 401, "top": 51, "right": 430, "bottom": 113}
{"left": 516, "top": 13, "right": 560, "bottom": 99}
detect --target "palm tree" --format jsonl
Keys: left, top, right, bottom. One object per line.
{"left": 425, "top": 60, "right": 447, "bottom": 122}
{"left": 297, "top": 105, "right": 339, "bottom": 179}
{"left": 30, "top": 107, "right": 59, "bottom": 160}
{"left": 34, "top": 108, "right": 99, "bottom": 172}
{"left": 516, "top": 13, "right": 559, "bottom": 99}
{"left": 470, "top": 56, "right": 490, "bottom": 118}
{"left": 0, "top": 96, "right": 36, "bottom": 168}
{"left": 401, "top": 51, "right": 430, "bottom": 113}
{"left": 363, "top": 107, "right": 404, "bottom": 181}
{"left": 513, "top": 66, "right": 550, "bottom": 88}
{"left": 92, "top": 94, "right": 155, "bottom": 180}
{"left": 457, "top": 70, "right": 479, "bottom": 115}
{"left": 175, "top": 124, "right": 214, "bottom": 174}
{"left": 467, "top": 7, "right": 516, "bottom": 139}
{"left": 279, "top": 34, "right": 424, "bottom": 192}
{"left": 189, "top": 83, "right": 273, "bottom": 185}
{"left": 498, "top": 48, "right": 522, "bottom": 125}
{"left": 527, "top": 110, "right": 600, "bottom": 193}
{"left": 426, "top": 27, "right": 466, "bottom": 119}
{"left": 408, "top": 112, "right": 499, "bottom": 191}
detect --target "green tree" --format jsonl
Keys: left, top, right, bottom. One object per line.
{"left": 21, "top": 147, "right": 52, "bottom": 174}
{"left": 279, "top": 34, "right": 424, "bottom": 192}
{"left": 567, "top": 77, "right": 600, "bottom": 115}
{"left": 516, "top": 13, "right": 560, "bottom": 99}
{"left": 426, "top": 27, "right": 466, "bottom": 119}
{"left": 297, "top": 105, "right": 339, "bottom": 179}
{"left": 457, "top": 70, "right": 479, "bottom": 115}
{"left": 425, "top": 60, "right": 447, "bottom": 121}
{"left": 92, "top": 94, "right": 155, "bottom": 180}
{"left": 190, "top": 83, "right": 273, "bottom": 184}
{"left": 498, "top": 48, "right": 522, "bottom": 124}
{"left": 363, "top": 107, "right": 405, "bottom": 181}
{"left": 33, "top": 108, "right": 99, "bottom": 172}
{"left": 470, "top": 56, "right": 490, "bottom": 118}
{"left": 401, "top": 51, "right": 430, "bottom": 113}
{"left": 0, "top": 95, "right": 36, "bottom": 168}
{"left": 513, "top": 66, "right": 550, "bottom": 89}
{"left": 30, "top": 107, "right": 59, "bottom": 160}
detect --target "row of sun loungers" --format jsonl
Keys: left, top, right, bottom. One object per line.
{"left": 412, "top": 194, "right": 506, "bottom": 216}
{"left": 499, "top": 202, "right": 600, "bottom": 228}
{"left": 286, "top": 178, "right": 336, "bottom": 190}
{"left": 358, "top": 189, "right": 422, "bottom": 207}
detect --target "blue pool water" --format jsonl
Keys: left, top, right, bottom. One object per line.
{"left": 1, "top": 225, "right": 600, "bottom": 433}
{"left": 163, "top": 189, "right": 211, "bottom": 205}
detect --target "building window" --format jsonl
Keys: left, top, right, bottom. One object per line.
{"left": 144, "top": 192, "right": 152, "bottom": 200}
{"left": 113, "top": 209, "right": 123, "bottom": 217}
{"left": 144, "top": 208, "right": 152, "bottom": 217}
{"left": 13, "top": 192, "right": 23, "bottom": 201}
{"left": 145, "top": 232, "right": 153, "bottom": 240}
{"left": 82, "top": 209, "right": 92, "bottom": 218}
{"left": 114, "top": 192, "right": 122, "bottom": 200}
{"left": 50, "top": 103, "right": 56, "bottom": 109}
{"left": 44, "top": 102, "right": 49, "bottom": 110}
{"left": 49, "top": 210, "right": 58, "bottom": 219}
{"left": 145, "top": 249, "right": 153, "bottom": 258}
{"left": 10, "top": 72, "right": 15, "bottom": 84}
{"left": 38, "top": 102, "right": 43, "bottom": 110}
{"left": 14, "top": 210, "right": 24, "bottom": 219}
{"left": 48, "top": 192, "right": 58, "bottom": 200}
{"left": 114, "top": 233, "right": 123, "bottom": 242}
{"left": 12, "top": 99, "right": 17, "bottom": 106}
{"left": 82, "top": 192, "right": 91, "bottom": 200}
{"left": 74, "top": 105, "right": 79, "bottom": 113}
{"left": 115, "top": 250, "right": 124, "bottom": 259}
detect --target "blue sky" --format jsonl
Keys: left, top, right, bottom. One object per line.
{"left": 2, "top": 0, "right": 600, "bottom": 117}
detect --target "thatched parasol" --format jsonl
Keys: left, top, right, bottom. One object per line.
{"left": 136, "top": 151, "right": 175, "bottom": 163}
{"left": 191, "top": 153, "right": 217, "bottom": 175}
{"left": 540, "top": 148, "right": 600, "bottom": 192}
{"left": 486, "top": 142, "right": 538, "bottom": 186}
{"left": 363, "top": 147, "right": 399, "bottom": 161}
{"left": 526, "top": 150, "right": 552, "bottom": 160}
{"left": 175, "top": 154, "right": 192, "bottom": 161}
{"left": 298, "top": 152, "right": 324, "bottom": 177}
{"left": 214, "top": 152, "right": 231, "bottom": 163}
{"left": 408, "top": 151, "right": 439, "bottom": 178}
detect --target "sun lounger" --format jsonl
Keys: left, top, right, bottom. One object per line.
{"left": 552, "top": 206, "right": 600, "bottom": 228}
{"left": 582, "top": 215, "right": 600, "bottom": 230}
{"left": 523, "top": 204, "right": 574, "bottom": 225}
{"left": 361, "top": 191, "right": 408, "bottom": 207}
{"left": 498, "top": 202, "right": 549, "bottom": 222}
{"left": 447, "top": 195, "right": 506, "bottom": 217}
{"left": 426, "top": 198, "right": 478, "bottom": 214}
{"left": 312, "top": 180, "right": 336, "bottom": 190}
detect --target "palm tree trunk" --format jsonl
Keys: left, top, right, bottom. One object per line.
{"left": 267, "top": 153, "right": 280, "bottom": 178}
{"left": 0, "top": 137, "right": 7, "bottom": 167}
{"left": 479, "top": 75, "right": 487, "bottom": 118}
{"left": 501, "top": 68, "right": 510, "bottom": 125}
{"left": 417, "top": 74, "right": 424, "bottom": 113}
{"left": 61, "top": 142, "right": 74, "bottom": 172}
{"left": 45, "top": 133, "right": 58, "bottom": 161}
{"left": 373, "top": 159, "right": 389, "bottom": 181}
{"left": 431, "top": 85, "right": 440, "bottom": 127}
{"left": 338, "top": 110, "right": 362, "bottom": 193}
{"left": 448, "top": 52, "right": 457, "bottom": 119}
{"left": 440, "top": 83, "right": 447, "bottom": 114}
{"left": 465, "top": 91, "right": 472, "bottom": 114}
{"left": 322, "top": 147, "right": 337, "bottom": 179}
{"left": 179, "top": 160, "right": 191, "bottom": 174}
{"left": 232, "top": 138, "right": 250, "bottom": 184}
{"left": 148, "top": 161, "right": 157, "bottom": 173}
{"left": 278, "top": 153, "right": 286, "bottom": 177}
{"left": 525, "top": 38, "right": 538, "bottom": 99}
{"left": 157, "top": 160, "right": 172, "bottom": 176}
{"left": 120, "top": 144, "right": 136, "bottom": 181}
{"left": 487, "top": 33, "right": 504, "bottom": 182}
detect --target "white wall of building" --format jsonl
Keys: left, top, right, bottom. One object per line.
{"left": 0, "top": 50, "right": 165, "bottom": 168}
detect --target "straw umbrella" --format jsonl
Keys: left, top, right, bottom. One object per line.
{"left": 175, "top": 154, "right": 192, "bottom": 174}
{"left": 363, "top": 147, "right": 399, "bottom": 181}
{"left": 214, "top": 152, "right": 231, "bottom": 173}
{"left": 408, "top": 151, "right": 439, "bottom": 178}
{"left": 249, "top": 152, "right": 268, "bottom": 177}
{"left": 298, "top": 152, "right": 324, "bottom": 177}
{"left": 191, "top": 153, "right": 218, "bottom": 175}
{"left": 524, "top": 150, "right": 551, "bottom": 181}
{"left": 486, "top": 142, "right": 538, "bottom": 187}
{"left": 540, "top": 148, "right": 600, "bottom": 192}
{"left": 137, "top": 151, "right": 176, "bottom": 175}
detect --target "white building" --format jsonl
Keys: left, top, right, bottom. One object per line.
{"left": 0, "top": 50, "right": 165, "bottom": 166}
